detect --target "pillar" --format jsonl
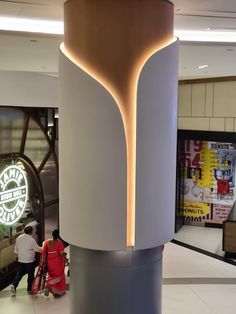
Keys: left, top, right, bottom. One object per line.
{"left": 59, "top": 0, "right": 178, "bottom": 313}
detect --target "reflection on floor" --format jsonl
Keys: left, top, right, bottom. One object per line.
{"left": 1, "top": 242, "right": 236, "bottom": 314}
{"left": 174, "top": 225, "right": 224, "bottom": 256}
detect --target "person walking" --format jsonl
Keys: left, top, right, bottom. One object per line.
{"left": 10, "top": 225, "right": 41, "bottom": 295}
{"left": 42, "top": 229, "right": 68, "bottom": 297}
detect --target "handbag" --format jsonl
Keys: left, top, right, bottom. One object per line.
{"left": 39, "top": 264, "right": 47, "bottom": 291}
{"left": 31, "top": 261, "right": 46, "bottom": 294}
{"left": 31, "top": 272, "right": 42, "bottom": 294}
{"left": 31, "top": 242, "right": 48, "bottom": 294}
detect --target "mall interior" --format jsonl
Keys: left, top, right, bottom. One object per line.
{"left": 1, "top": 1, "right": 236, "bottom": 314}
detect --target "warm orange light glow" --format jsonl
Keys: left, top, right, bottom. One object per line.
{"left": 125, "top": 38, "right": 175, "bottom": 247}
{"left": 61, "top": 38, "right": 175, "bottom": 248}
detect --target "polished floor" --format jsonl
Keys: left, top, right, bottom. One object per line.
{"left": 174, "top": 225, "right": 224, "bottom": 256}
{"left": 1, "top": 242, "right": 236, "bottom": 314}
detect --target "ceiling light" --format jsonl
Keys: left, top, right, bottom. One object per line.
{"left": 54, "top": 109, "right": 59, "bottom": 119}
{"left": 198, "top": 64, "right": 208, "bottom": 69}
{"left": 1, "top": 16, "right": 235, "bottom": 44}
{"left": 174, "top": 29, "right": 236, "bottom": 43}
{"left": 0, "top": 16, "right": 63, "bottom": 35}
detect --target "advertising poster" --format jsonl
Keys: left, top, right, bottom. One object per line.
{"left": 182, "top": 140, "right": 236, "bottom": 224}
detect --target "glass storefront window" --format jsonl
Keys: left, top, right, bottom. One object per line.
{"left": 0, "top": 108, "right": 25, "bottom": 154}
{"left": 0, "top": 107, "right": 58, "bottom": 290}
{"left": 0, "top": 159, "right": 42, "bottom": 278}
{"left": 24, "top": 118, "right": 50, "bottom": 169}
{"left": 39, "top": 154, "right": 58, "bottom": 203}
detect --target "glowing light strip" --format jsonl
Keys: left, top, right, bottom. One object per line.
{"left": 61, "top": 39, "right": 175, "bottom": 247}
{"left": 0, "top": 16, "right": 63, "bottom": 35}
{"left": 60, "top": 44, "right": 135, "bottom": 246}
{"left": 174, "top": 29, "right": 236, "bottom": 43}
{"left": 122, "top": 38, "right": 176, "bottom": 247}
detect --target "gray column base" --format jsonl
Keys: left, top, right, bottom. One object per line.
{"left": 70, "top": 245, "right": 163, "bottom": 314}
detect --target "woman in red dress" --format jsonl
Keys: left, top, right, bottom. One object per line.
{"left": 42, "top": 229, "right": 68, "bottom": 297}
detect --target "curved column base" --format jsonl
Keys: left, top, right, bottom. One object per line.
{"left": 70, "top": 245, "right": 163, "bottom": 314}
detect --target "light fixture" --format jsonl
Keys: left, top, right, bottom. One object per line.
{"left": 0, "top": 15, "right": 235, "bottom": 44}
{"left": 198, "top": 64, "right": 208, "bottom": 69}
{"left": 54, "top": 109, "right": 59, "bottom": 119}
{"left": 174, "top": 29, "right": 236, "bottom": 43}
{"left": 0, "top": 16, "right": 63, "bottom": 35}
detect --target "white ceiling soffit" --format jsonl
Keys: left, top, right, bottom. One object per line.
{"left": 0, "top": 0, "right": 64, "bottom": 34}
{"left": 0, "top": 0, "right": 235, "bottom": 43}
{"left": 179, "top": 42, "right": 236, "bottom": 80}
{"left": 171, "top": 0, "right": 236, "bottom": 79}
{"left": 172, "top": 0, "right": 236, "bottom": 16}
{"left": 173, "top": 0, "right": 236, "bottom": 42}
{"left": 0, "top": 33, "right": 61, "bottom": 73}
{"left": 0, "top": 0, "right": 64, "bottom": 20}
{"left": 0, "top": 0, "right": 235, "bottom": 79}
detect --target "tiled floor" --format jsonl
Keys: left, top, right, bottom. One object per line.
{"left": 163, "top": 243, "right": 236, "bottom": 314}
{"left": 1, "top": 242, "right": 236, "bottom": 314}
{"left": 0, "top": 266, "right": 70, "bottom": 314}
{"left": 174, "top": 225, "right": 224, "bottom": 256}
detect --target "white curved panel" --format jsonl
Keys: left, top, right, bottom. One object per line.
{"left": 135, "top": 40, "right": 179, "bottom": 250}
{"left": 0, "top": 71, "right": 58, "bottom": 107}
{"left": 59, "top": 51, "right": 127, "bottom": 251}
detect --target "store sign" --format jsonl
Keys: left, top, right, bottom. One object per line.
{"left": 183, "top": 202, "right": 210, "bottom": 218}
{"left": 0, "top": 165, "right": 28, "bottom": 225}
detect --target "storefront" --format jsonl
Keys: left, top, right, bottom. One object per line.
{"left": 0, "top": 107, "right": 58, "bottom": 289}
{"left": 175, "top": 130, "right": 236, "bottom": 262}
{"left": 177, "top": 130, "right": 236, "bottom": 226}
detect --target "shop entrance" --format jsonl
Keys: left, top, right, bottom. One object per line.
{"left": 174, "top": 130, "right": 236, "bottom": 264}
{"left": 0, "top": 107, "right": 58, "bottom": 290}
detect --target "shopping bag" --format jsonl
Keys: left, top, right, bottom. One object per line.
{"left": 39, "top": 265, "right": 47, "bottom": 291}
{"left": 31, "top": 262, "right": 47, "bottom": 294}
{"left": 31, "top": 273, "right": 42, "bottom": 294}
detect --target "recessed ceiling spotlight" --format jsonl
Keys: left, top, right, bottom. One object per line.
{"left": 198, "top": 64, "right": 208, "bottom": 69}
{"left": 206, "top": 27, "right": 211, "bottom": 31}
